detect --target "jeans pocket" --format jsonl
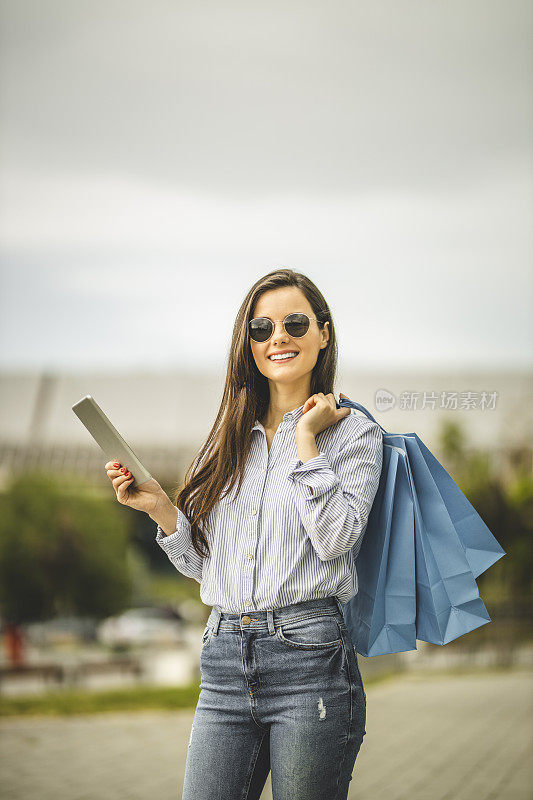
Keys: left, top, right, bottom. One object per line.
{"left": 338, "top": 621, "right": 367, "bottom": 696}
{"left": 276, "top": 614, "right": 343, "bottom": 650}
{"left": 201, "top": 624, "right": 213, "bottom": 649}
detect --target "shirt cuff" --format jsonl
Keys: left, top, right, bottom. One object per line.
{"left": 155, "top": 508, "right": 193, "bottom": 560}
{"left": 287, "top": 452, "right": 340, "bottom": 500}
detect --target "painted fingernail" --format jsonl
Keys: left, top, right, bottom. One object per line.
{"left": 120, "top": 467, "right": 125, "bottom": 473}
{"left": 125, "top": 471, "right": 130, "bottom": 476}
{"left": 113, "top": 462, "right": 120, "bottom": 468}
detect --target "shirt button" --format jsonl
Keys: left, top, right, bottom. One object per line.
{"left": 251, "top": 509, "right": 257, "bottom": 515}
{"left": 248, "top": 554, "right": 253, "bottom": 559}
{"left": 262, "top": 468, "right": 266, "bottom": 474}
{"left": 245, "top": 601, "right": 251, "bottom": 606}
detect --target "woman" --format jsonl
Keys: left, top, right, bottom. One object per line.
{"left": 105, "top": 268, "right": 383, "bottom": 800}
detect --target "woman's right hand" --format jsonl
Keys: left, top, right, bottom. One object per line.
{"left": 104, "top": 460, "right": 167, "bottom": 516}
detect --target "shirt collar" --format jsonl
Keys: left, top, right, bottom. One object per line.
{"left": 251, "top": 403, "right": 305, "bottom": 432}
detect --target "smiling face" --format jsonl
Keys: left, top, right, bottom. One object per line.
{"left": 249, "top": 286, "right": 330, "bottom": 392}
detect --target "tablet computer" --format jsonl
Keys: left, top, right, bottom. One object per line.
{"left": 72, "top": 395, "right": 153, "bottom": 486}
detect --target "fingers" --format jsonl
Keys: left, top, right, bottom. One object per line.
{"left": 114, "top": 472, "right": 134, "bottom": 502}
{"left": 317, "top": 392, "right": 349, "bottom": 416}
{"left": 112, "top": 472, "right": 132, "bottom": 487}
{"left": 103, "top": 460, "right": 135, "bottom": 507}
{"left": 105, "top": 460, "right": 127, "bottom": 474}
{"left": 116, "top": 473, "right": 134, "bottom": 495}
{"left": 306, "top": 393, "right": 339, "bottom": 408}
{"left": 318, "top": 392, "right": 335, "bottom": 406}
{"left": 307, "top": 393, "right": 330, "bottom": 405}
{"left": 104, "top": 461, "right": 133, "bottom": 486}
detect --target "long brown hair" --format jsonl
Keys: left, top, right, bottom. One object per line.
{"left": 173, "top": 268, "right": 340, "bottom": 559}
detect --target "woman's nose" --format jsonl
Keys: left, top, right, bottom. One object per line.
{"left": 271, "top": 320, "right": 289, "bottom": 343}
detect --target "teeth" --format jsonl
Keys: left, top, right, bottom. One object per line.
{"left": 269, "top": 352, "right": 298, "bottom": 361}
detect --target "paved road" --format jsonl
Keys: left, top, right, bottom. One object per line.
{"left": 1, "top": 670, "right": 531, "bottom": 800}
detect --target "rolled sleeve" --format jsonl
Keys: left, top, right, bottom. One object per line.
{"left": 287, "top": 453, "right": 340, "bottom": 500}
{"left": 287, "top": 420, "right": 383, "bottom": 561}
{"left": 155, "top": 506, "right": 204, "bottom": 584}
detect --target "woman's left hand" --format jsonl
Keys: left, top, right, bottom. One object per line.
{"left": 296, "top": 392, "right": 351, "bottom": 437}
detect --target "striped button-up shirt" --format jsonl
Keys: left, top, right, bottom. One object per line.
{"left": 155, "top": 403, "right": 383, "bottom": 611}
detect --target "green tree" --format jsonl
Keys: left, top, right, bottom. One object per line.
{"left": 0, "top": 471, "right": 133, "bottom": 628}
{"left": 437, "top": 419, "right": 533, "bottom": 609}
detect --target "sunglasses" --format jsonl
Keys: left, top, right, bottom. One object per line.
{"left": 249, "top": 313, "right": 321, "bottom": 343}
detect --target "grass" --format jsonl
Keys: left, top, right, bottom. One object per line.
{"left": 0, "top": 670, "right": 399, "bottom": 718}
{"left": 1, "top": 666, "right": 519, "bottom": 719}
{"left": 0, "top": 683, "right": 203, "bottom": 718}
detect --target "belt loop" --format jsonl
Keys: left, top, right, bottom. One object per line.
{"left": 212, "top": 606, "right": 222, "bottom": 634}
{"left": 335, "top": 597, "right": 345, "bottom": 619}
{"left": 267, "top": 609, "right": 275, "bottom": 635}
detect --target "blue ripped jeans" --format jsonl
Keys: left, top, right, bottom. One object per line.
{"left": 181, "top": 596, "right": 367, "bottom": 800}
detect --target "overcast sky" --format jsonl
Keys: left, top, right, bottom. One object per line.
{"left": 0, "top": 0, "right": 531, "bottom": 374}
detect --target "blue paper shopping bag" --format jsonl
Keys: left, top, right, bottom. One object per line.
{"left": 342, "top": 439, "right": 417, "bottom": 657}
{"left": 336, "top": 396, "right": 506, "bottom": 657}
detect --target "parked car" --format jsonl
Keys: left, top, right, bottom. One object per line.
{"left": 96, "top": 606, "right": 185, "bottom": 647}
{"left": 25, "top": 615, "right": 99, "bottom": 646}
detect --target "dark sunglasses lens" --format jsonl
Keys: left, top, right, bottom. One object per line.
{"left": 249, "top": 318, "right": 273, "bottom": 342}
{"left": 284, "top": 314, "right": 310, "bottom": 338}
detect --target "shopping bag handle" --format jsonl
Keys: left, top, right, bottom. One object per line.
{"left": 336, "top": 395, "right": 387, "bottom": 434}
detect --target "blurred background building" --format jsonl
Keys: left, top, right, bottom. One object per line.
{"left": 0, "top": 367, "right": 531, "bottom": 488}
